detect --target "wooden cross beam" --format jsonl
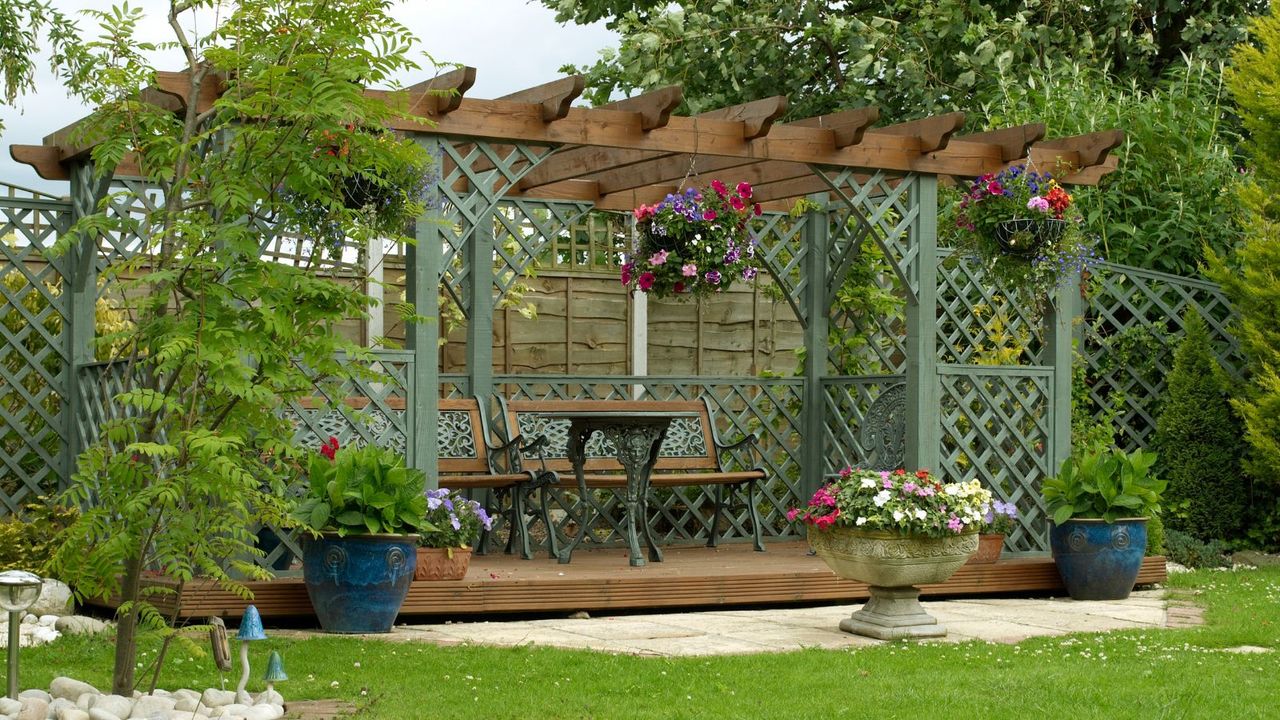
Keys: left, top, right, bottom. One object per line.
{"left": 954, "top": 124, "right": 1046, "bottom": 163}
{"left": 1033, "top": 129, "right": 1125, "bottom": 168}
{"left": 787, "top": 107, "right": 881, "bottom": 148}
{"left": 408, "top": 66, "right": 477, "bottom": 116}
{"left": 600, "top": 86, "right": 684, "bottom": 131}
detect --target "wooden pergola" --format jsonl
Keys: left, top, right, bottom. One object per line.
{"left": 8, "top": 66, "right": 1123, "bottom": 557}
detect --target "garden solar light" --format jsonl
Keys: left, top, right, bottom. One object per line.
{"left": 0, "top": 570, "right": 42, "bottom": 699}
{"left": 235, "top": 605, "right": 267, "bottom": 704}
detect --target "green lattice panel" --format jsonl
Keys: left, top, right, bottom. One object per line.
{"left": 936, "top": 252, "right": 1045, "bottom": 365}
{"left": 436, "top": 139, "right": 557, "bottom": 317}
{"left": 752, "top": 212, "right": 810, "bottom": 326}
{"left": 0, "top": 191, "right": 73, "bottom": 513}
{"left": 1084, "top": 262, "right": 1240, "bottom": 450}
{"left": 938, "top": 365, "right": 1053, "bottom": 551}
{"left": 492, "top": 200, "right": 593, "bottom": 304}
{"left": 814, "top": 170, "right": 920, "bottom": 298}
{"left": 826, "top": 206, "right": 907, "bottom": 374}
{"left": 494, "top": 375, "right": 805, "bottom": 551}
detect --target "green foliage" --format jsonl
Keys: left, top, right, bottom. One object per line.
{"left": 293, "top": 444, "right": 429, "bottom": 536}
{"left": 0, "top": 498, "right": 78, "bottom": 573}
{"left": 43, "top": 0, "right": 433, "bottom": 695}
{"left": 988, "top": 60, "right": 1245, "bottom": 275}
{"left": 1164, "top": 528, "right": 1232, "bottom": 568}
{"left": 548, "top": 0, "right": 1261, "bottom": 122}
{"left": 1227, "top": 5, "right": 1280, "bottom": 203}
{"left": 1070, "top": 349, "right": 1122, "bottom": 453}
{"left": 1153, "top": 311, "right": 1247, "bottom": 541}
{"left": 0, "top": 0, "right": 90, "bottom": 133}
{"left": 1043, "top": 448, "right": 1167, "bottom": 524}
{"left": 1145, "top": 510, "right": 1166, "bottom": 556}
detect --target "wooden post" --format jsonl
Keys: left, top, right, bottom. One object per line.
{"left": 905, "top": 175, "right": 941, "bottom": 472}
{"left": 64, "top": 160, "right": 110, "bottom": 478}
{"left": 800, "top": 197, "right": 829, "bottom": 495}
{"left": 364, "top": 238, "right": 385, "bottom": 347}
{"left": 1043, "top": 274, "right": 1080, "bottom": 472}
{"left": 629, "top": 216, "right": 648, "bottom": 399}
{"left": 464, "top": 189, "right": 495, "bottom": 400}
{"left": 407, "top": 138, "right": 443, "bottom": 487}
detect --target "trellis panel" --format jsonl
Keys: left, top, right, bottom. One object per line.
{"left": 936, "top": 253, "right": 1044, "bottom": 366}
{"left": 1084, "top": 262, "right": 1240, "bottom": 450}
{"left": 0, "top": 187, "right": 73, "bottom": 513}
{"left": 821, "top": 376, "right": 906, "bottom": 472}
{"left": 938, "top": 364, "right": 1053, "bottom": 551}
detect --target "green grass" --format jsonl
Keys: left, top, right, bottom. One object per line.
{"left": 21, "top": 567, "right": 1280, "bottom": 719}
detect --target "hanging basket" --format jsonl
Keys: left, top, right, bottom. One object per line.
{"left": 993, "top": 218, "right": 1066, "bottom": 256}
{"left": 341, "top": 171, "right": 394, "bottom": 211}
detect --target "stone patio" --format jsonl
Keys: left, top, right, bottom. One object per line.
{"left": 287, "top": 590, "right": 1203, "bottom": 657}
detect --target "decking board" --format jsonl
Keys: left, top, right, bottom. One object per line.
{"left": 95, "top": 542, "right": 1168, "bottom": 620}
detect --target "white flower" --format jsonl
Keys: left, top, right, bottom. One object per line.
{"left": 856, "top": 516, "right": 867, "bottom": 526}
{"left": 892, "top": 509, "right": 905, "bottom": 522}
{"left": 860, "top": 477, "right": 877, "bottom": 489}
{"left": 915, "top": 509, "right": 926, "bottom": 520}
{"left": 874, "top": 490, "right": 891, "bottom": 507}
{"left": 944, "top": 484, "right": 961, "bottom": 496}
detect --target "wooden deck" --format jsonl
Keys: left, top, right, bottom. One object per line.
{"left": 100, "top": 542, "right": 1169, "bottom": 621}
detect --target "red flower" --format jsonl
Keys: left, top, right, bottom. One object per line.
{"left": 710, "top": 179, "right": 728, "bottom": 196}
{"left": 674, "top": 281, "right": 685, "bottom": 294}
{"left": 753, "top": 203, "right": 762, "bottom": 216}
{"left": 620, "top": 262, "right": 634, "bottom": 287}
{"left": 729, "top": 195, "right": 746, "bottom": 211}
{"left": 736, "top": 182, "right": 753, "bottom": 199}
{"left": 320, "top": 436, "right": 339, "bottom": 461}
{"left": 704, "top": 209, "right": 718, "bottom": 221}
{"left": 638, "top": 272, "right": 656, "bottom": 291}
{"left": 915, "top": 470, "right": 930, "bottom": 479}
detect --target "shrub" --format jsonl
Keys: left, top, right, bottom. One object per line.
{"left": 1153, "top": 310, "right": 1247, "bottom": 540}
{"left": 1145, "top": 511, "right": 1166, "bottom": 557}
{"left": 1164, "top": 529, "right": 1231, "bottom": 568}
{"left": 0, "top": 498, "right": 79, "bottom": 573}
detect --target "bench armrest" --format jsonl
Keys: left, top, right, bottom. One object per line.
{"left": 715, "top": 434, "right": 758, "bottom": 453}
{"left": 715, "top": 432, "right": 762, "bottom": 471}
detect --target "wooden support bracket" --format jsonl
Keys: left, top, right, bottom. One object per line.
{"left": 697, "top": 95, "right": 788, "bottom": 140}
{"left": 601, "top": 86, "right": 683, "bottom": 131}
{"left": 498, "top": 76, "right": 585, "bottom": 122}
{"left": 10, "top": 145, "right": 68, "bottom": 181}
{"left": 788, "top": 107, "right": 880, "bottom": 148}
{"left": 409, "top": 66, "right": 478, "bottom": 116}
{"left": 1034, "top": 129, "right": 1125, "bottom": 168}
{"left": 869, "top": 111, "right": 966, "bottom": 153}
{"left": 955, "top": 123, "right": 1046, "bottom": 162}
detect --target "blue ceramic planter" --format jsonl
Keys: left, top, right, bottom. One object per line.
{"left": 1050, "top": 518, "right": 1147, "bottom": 600}
{"left": 303, "top": 533, "right": 417, "bottom": 633}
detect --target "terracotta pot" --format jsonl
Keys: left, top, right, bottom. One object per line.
{"left": 414, "top": 546, "right": 472, "bottom": 581}
{"left": 969, "top": 533, "right": 1005, "bottom": 564}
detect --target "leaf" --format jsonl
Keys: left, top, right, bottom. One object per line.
{"left": 1052, "top": 505, "right": 1074, "bottom": 525}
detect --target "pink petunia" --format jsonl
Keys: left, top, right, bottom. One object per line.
{"left": 704, "top": 209, "right": 718, "bottom": 221}
{"left": 638, "top": 272, "right": 655, "bottom": 291}
{"left": 649, "top": 250, "right": 669, "bottom": 266}
{"left": 736, "top": 181, "right": 753, "bottom": 199}
{"left": 729, "top": 195, "right": 746, "bottom": 211}
{"left": 681, "top": 263, "right": 698, "bottom": 277}
{"left": 710, "top": 179, "right": 728, "bottom": 196}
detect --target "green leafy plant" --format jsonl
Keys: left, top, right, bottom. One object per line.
{"left": 293, "top": 438, "right": 429, "bottom": 536}
{"left": 0, "top": 498, "right": 78, "bottom": 573}
{"left": 1153, "top": 310, "right": 1247, "bottom": 541}
{"left": 1043, "top": 448, "right": 1167, "bottom": 524}
{"left": 1163, "top": 528, "right": 1231, "bottom": 568}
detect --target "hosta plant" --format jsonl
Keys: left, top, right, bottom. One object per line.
{"left": 1043, "top": 448, "right": 1167, "bottom": 525}
{"left": 294, "top": 438, "right": 430, "bottom": 536}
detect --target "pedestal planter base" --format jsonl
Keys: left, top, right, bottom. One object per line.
{"left": 809, "top": 528, "right": 977, "bottom": 640}
{"left": 839, "top": 586, "right": 946, "bottom": 640}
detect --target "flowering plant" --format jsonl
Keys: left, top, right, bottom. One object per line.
{"left": 621, "top": 180, "right": 762, "bottom": 299}
{"left": 292, "top": 437, "right": 430, "bottom": 536}
{"left": 420, "top": 488, "right": 494, "bottom": 549}
{"left": 951, "top": 164, "right": 1100, "bottom": 297}
{"left": 980, "top": 499, "right": 1018, "bottom": 535}
{"left": 787, "top": 467, "right": 992, "bottom": 539}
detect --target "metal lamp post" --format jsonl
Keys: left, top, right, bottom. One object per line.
{"left": 0, "top": 571, "right": 42, "bottom": 699}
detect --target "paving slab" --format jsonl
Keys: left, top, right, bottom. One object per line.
{"left": 273, "top": 590, "right": 1198, "bottom": 658}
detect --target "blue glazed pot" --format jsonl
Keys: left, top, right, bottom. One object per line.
{"left": 1050, "top": 518, "right": 1147, "bottom": 601}
{"left": 303, "top": 533, "right": 417, "bottom": 633}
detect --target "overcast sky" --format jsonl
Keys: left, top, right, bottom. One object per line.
{"left": 0, "top": 0, "right": 618, "bottom": 192}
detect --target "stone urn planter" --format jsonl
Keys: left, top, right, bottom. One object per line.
{"left": 809, "top": 527, "right": 978, "bottom": 639}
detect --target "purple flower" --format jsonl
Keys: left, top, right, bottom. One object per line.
{"left": 705, "top": 270, "right": 722, "bottom": 284}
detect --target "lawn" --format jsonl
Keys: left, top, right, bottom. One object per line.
{"left": 23, "top": 567, "right": 1280, "bottom": 719}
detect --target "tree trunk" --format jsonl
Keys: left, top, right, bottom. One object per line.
{"left": 111, "top": 555, "right": 143, "bottom": 695}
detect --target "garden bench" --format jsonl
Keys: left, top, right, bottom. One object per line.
{"left": 501, "top": 398, "right": 766, "bottom": 562}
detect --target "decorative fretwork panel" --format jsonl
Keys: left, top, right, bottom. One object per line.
{"left": 0, "top": 189, "right": 74, "bottom": 513}
{"left": 513, "top": 413, "right": 708, "bottom": 461}
{"left": 936, "top": 253, "right": 1044, "bottom": 366}
{"left": 284, "top": 352, "right": 414, "bottom": 458}
{"left": 821, "top": 377, "right": 906, "bottom": 473}
{"left": 938, "top": 366, "right": 1053, "bottom": 551}
{"left": 496, "top": 375, "right": 804, "bottom": 550}
{"left": 1083, "top": 262, "right": 1240, "bottom": 450}
{"left": 437, "top": 410, "right": 478, "bottom": 459}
